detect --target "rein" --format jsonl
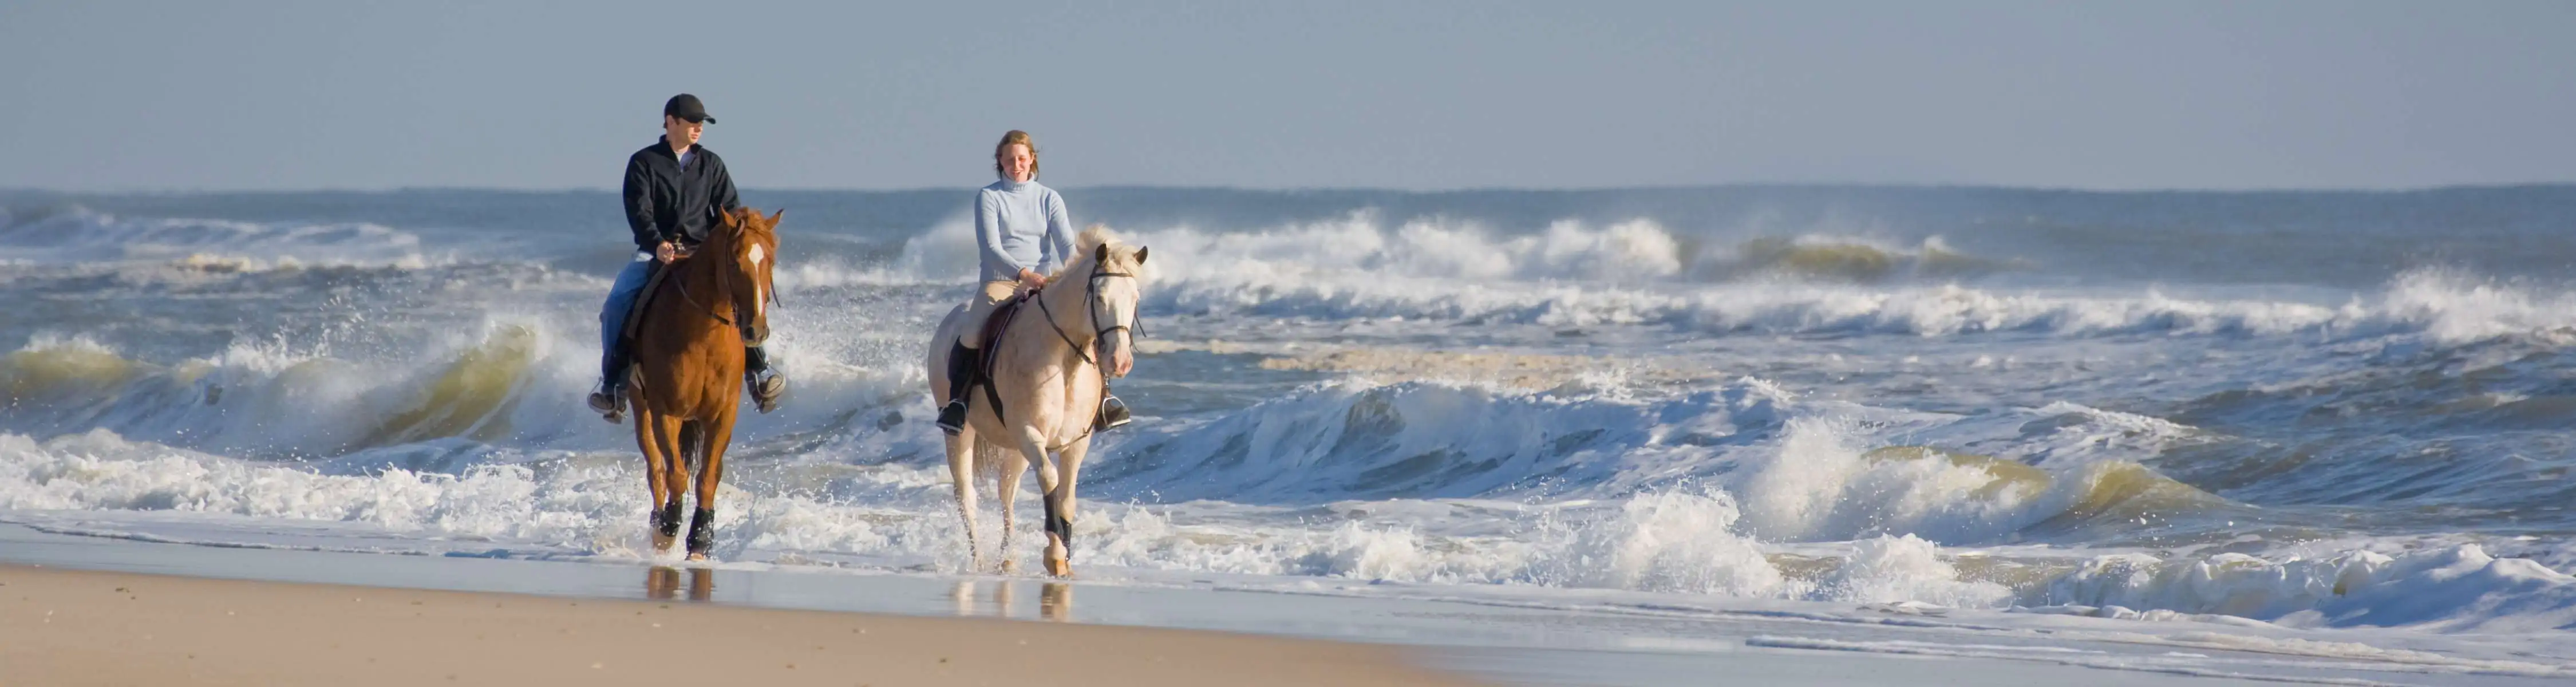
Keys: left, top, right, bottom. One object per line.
{"left": 1032, "top": 262, "right": 1139, "bottom": 369}
{"left": 667, "top": 236, "right": 777, "bottom": 333}
{"left": 673, "top": 269, "right": 734, "bottom": 327}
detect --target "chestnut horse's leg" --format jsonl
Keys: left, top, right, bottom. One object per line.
{"left": 685, "top": 408, "right": 737, "bottom": 560}
{"left": 638, "top": 408, "right": 684, "bottom": 553}
{"left": 659, "top": 418, "right": 694, "bottom": 550}
{"left": 945, "top": 425, "right": 983, "bottom": 572}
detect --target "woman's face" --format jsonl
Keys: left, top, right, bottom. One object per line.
{"left": 998, "top": 143, "right": 1034, "bottom": 182}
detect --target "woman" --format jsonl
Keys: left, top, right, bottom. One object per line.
{"left": 937, "top": 130, "right": 1127, "bottom": 434}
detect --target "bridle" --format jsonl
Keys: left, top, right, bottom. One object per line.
{"left": 1029, "top": 256, "right": 1141, "bottom": 452}
{"left": 1033, "top": 258, "right": 1143, "bottom": 369}
{"left": 671, "top": 232, "right": 779, "bottom": 342}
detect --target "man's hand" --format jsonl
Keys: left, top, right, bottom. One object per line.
{"left": 655, "top": 241, "right": 678, "bottom": 264}
{"left": 1018, "top": 268, "right": 1048, "bottom": 291}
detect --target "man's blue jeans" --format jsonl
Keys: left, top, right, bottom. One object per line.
{"left": 598, "top": 253, "right": 654, "bottom": 378}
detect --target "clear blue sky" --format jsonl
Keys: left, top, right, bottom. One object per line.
{"left": 3, "top": 1, "right": 2570, "bottom": 191}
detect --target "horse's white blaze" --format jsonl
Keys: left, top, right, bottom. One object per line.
{"left": 746, "top": 243, "right": 768, "bottom": 319}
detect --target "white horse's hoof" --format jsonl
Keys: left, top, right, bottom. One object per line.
{"left": 1000, "top": 559, "right": 1021, "bottom": 575}
{"left": 1043, "top": 550, "right": 1071, "bottom": 578}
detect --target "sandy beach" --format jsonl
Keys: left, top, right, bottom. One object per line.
{"left": 0, "top": 563, "right": 1483, "bottom": 686}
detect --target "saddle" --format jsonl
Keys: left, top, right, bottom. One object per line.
{"left": 617, "top": 261, "right": 677, "bottom": 351}
{"left": 970, "top": 293, "right": 1030, "bottom": 423}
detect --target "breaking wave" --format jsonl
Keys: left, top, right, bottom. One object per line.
{"left": 0, "top": 206, "right": 434, "bottom": 269}
{"left": 878, "top": 215, "right": 2576, "bottom": 345}
{"left": 0, "top": 323, "right": 902, "bottom": 459}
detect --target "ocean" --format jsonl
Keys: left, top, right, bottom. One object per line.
{"left": 4, "top": 184, "right": 2574, "bottom": 635}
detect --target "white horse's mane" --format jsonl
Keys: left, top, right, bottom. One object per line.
{"left": 1058, "top": 224, "right": 1147, "bottom": 280}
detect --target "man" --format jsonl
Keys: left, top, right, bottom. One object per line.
{"left": 587, "top": 93, "right": 787, "bottom": 421}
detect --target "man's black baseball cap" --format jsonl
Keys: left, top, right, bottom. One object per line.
{"left": 665, "top": 94, "right": 716, "bottom": 124}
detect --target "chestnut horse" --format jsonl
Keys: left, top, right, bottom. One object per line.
{"left": 626, "top": 206, "right": 781, "bottom": 560}
{"left": 927, "top": 226, "right": 1146, "bottom": 577}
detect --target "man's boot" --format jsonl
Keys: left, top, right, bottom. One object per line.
{"left": 587, "top": 351, "right": 629, "bottom": 423}
{"left": 744, "top": 345, "right": 786, "bottom": 414}
{"left": 936, "top": 341, "right": 976, "bottom": 435}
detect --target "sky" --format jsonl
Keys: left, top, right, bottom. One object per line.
{"left": 2, "top": 1, "right": 2571, "bottom": 192}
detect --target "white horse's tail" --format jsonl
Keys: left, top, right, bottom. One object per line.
{"left": 973, "top": 434, "right": 1008, "bottom": 491}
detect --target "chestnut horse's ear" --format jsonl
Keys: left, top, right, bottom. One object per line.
{"left": 768, "top": 208, "right": 784, "bottom": 224}
{"left": 1095, "top": 244, "right": 1109, "bottom": 262}
{"left": 1135, "top": 246, "right": 1148, "bottom": 264}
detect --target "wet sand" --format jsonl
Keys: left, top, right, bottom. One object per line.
{"left": 0, "top": 564, "right": 1484, "bottom": 686}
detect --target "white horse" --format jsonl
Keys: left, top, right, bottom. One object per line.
{"left": 926, "top": 226, "right": 1147, "bottom": 577}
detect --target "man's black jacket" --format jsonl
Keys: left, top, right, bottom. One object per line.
{"left": 622, "top": 136, "right": 742, "bottom": 251}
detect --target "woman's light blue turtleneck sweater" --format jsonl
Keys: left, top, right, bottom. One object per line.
{"left": 974, "top": 178, "right": 1074, "bottom": 282}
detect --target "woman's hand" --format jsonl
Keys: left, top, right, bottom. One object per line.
{"left": 655, "top": 241, "right": 679, "bottom": 264}
{"left": 1018, "top": 268, "right": 1048, "bottom": 291}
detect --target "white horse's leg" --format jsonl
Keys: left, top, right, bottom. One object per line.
{"left": 1045, "top": 437, "right": 1094, "bottom": 577}
{"left": 995, "top": 447, "right": 1029, "bottom": 575}
{"left": 946, "top": 425, "right": 983, "bottom": 572}
{"left": 1006, "top": 425, "right": 1073, "bottom": 577}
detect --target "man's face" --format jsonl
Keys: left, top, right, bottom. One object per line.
{"left": 665, "top": 115, "right": 704, "bottom": 148}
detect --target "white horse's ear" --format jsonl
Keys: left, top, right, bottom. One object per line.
{"left": 1095, "top": 244, "right": 1109, "bottom": 262}
{"left": 1135, "top": 246, "right": 1148, "bottom": 264}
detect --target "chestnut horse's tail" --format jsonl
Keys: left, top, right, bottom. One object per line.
{"left": 678, "top": 421, "right": 706, "bottom": 475}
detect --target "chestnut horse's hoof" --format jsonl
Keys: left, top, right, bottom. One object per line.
{"left": 1043, "top": 553, "right": 1071, "bottom": 578}
{"left": 686, "top": 552, "right": 710, "bottom": 562}
{"left": 999, "top": 559, "right": 1021, "bottom": 575}
{"left": 650, "top": 531, "right": 676, "bottom": 553}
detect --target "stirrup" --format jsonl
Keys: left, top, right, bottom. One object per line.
{"left": 748, "top": 371, "right": 785, "bottom": 414}
{"left": 1094, "top": 395, "right": 1131, "bottom": 431}
{"left": 936, "top": 399, "right": 969, "bottom": 436}
{"left": 587, "top": 385, "right": 626, "bottom": 424}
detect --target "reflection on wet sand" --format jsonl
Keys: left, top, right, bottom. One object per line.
{"left": 950, "top": 579, "right": 1074, "bottom": 623}
{"left": 1040, "top": 581, "right": 1072, "bottom": 622}
{"left": 645, "top": 566, "right": 714, "bottom": 602}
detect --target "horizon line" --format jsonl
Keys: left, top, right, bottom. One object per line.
{"left": 7, "top": 181, "right": 2576, "bottom": 198}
